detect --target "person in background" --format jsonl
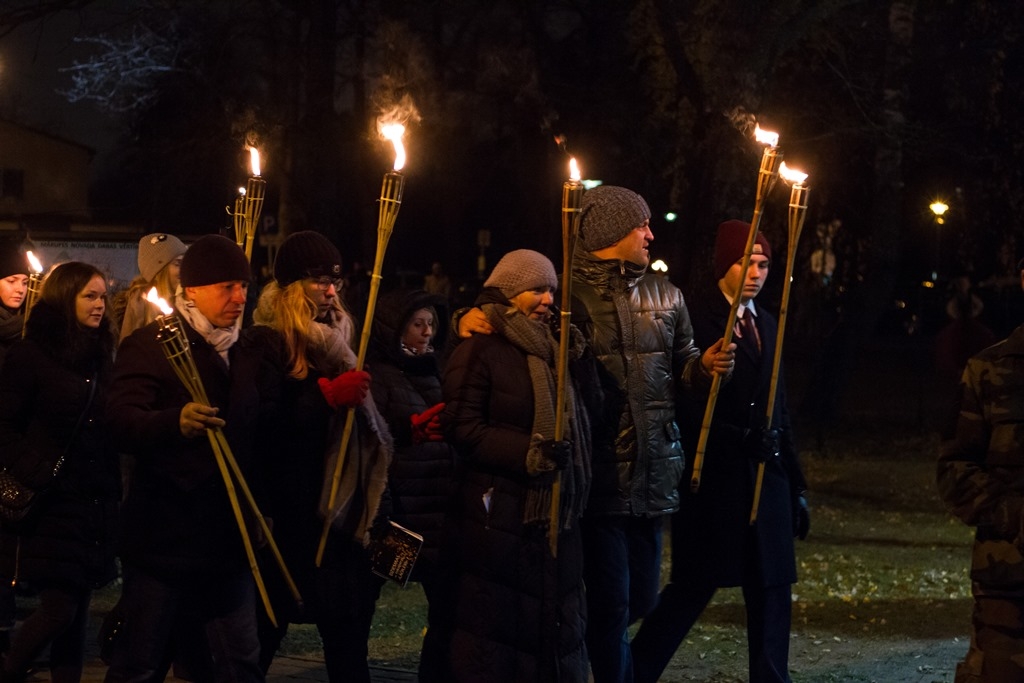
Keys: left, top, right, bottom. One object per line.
{"left": 0, "top": 242, "right": 28, "bottom": 656}
{"left": 0, "top": 243, "right": 28, "bottom": 367}
{"left": 423, "top": 261, "right": 452, "bottom": 302}
{"left": 114, "top": 233, "right": 187, "bottom": 343}
{"left": 938, "top": 257, "right": 1024, "bottom": 682}
{"left": 459, "top": 186, "right": 735, "bottom": 682}
{"left": 631, "top": 220, "right": 809, "bottom": 683}
{"left": 103, "top": 235, "right": 264, "bottom": 683}
{"left": 245, "top": 230, "right": 392, "bottom": 683}
{"left": 367, "top": 288, "right": 453, "bottom": 682}
{"left": 439, "top": 249, "right": 593, "bottom": 683}
{"left": 0, "top": 262, "right": 120, "bottom": 683}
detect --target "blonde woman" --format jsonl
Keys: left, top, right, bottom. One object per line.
{"left": 245, "top": 230, "right": 392, "bottom": 683}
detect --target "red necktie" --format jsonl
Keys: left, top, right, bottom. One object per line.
{"left": 736, "top": 313, "right": 761, "bottom": 355}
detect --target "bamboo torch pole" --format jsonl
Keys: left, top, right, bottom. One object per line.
{"left": 549, "top": 158, "right": 584, "bottom": 558}
{"left": 315, "top": 123, "right": 406, "bottom": 567}
{"left": 690, "top": 127, "right": 782, "bottom": 493}
{"left": 749, "top": 164, "right": 809, "bottom": 523}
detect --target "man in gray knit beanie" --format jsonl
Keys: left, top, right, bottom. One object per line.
{"left": 579, "top": 185, "right": 652, "bottom": 254}
{"left": 456, "top": 186, "right": 736, "bottom": 683}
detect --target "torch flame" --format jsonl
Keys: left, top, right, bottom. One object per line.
{"left": 145, "top": 287, "right": 174, "bottom": 315}
{"left": 754, "top": 125, "right": 780, "bottom": 148}
{"left": 249, "top": 147, "right": 261, "bottom": 177}
{"left": 569, "top": 157, "right": 581, "bottom": 182}
{"left": 25, "top": 251, "right": 43, "bottom": 275}
{"left": 380, "top": 123, "right": 406, "bottom": 171}
{"left": 778, "top": 162, "right": 808, "bottom": 185}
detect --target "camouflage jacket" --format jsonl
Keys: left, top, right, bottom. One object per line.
{"left": 938, "top": 324, "right": 1024, "bottom": 589}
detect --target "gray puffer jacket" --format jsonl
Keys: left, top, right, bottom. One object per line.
{"left": 571, "top": 251, "right": 709, "bottom": 517}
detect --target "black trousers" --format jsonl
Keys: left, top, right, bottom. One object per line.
{"left": 631, "top": 575, "right": 793, "bottom": 683}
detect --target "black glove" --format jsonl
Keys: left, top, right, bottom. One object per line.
{"left": 369, "top": 515, "right": 392, "bottom": 541}
{"left": 793, "top": 494, "right": 810, "bottom": 540}
{"left": 746, "top": 428, "right": 780, "bottom": 462}
{"left": 541, "top": 439, "right": 571, "bottom": 471}
{"left": 527, "top": 438, "right": 572, "bottom": 475}
{"left": 548, "top": 305, "right": 563, "bottom": 340}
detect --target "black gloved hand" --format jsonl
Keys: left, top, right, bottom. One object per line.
{"left": 369, "top": 515, "right": 392, "bottom": 541}
{"left": 548, "top": 305, "right": 563, "bottom": 341}
{"left": 747, "top": 428, "right": 780, "bottom": 462}
{"left": 793, "top": 494, "right": 810, "bottom": 540}
{"left": 527, "top": 438, "right": 572, "bottom": 475}
{"left": 541, "top": 439, "right": 571, "bottom": 471}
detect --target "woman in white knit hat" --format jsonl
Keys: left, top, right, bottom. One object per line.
{"left": 436, "top": 248, "right": 595, "bottom": 683}
{"left": 115, "top": 233, "right": 187, "bottom": 343}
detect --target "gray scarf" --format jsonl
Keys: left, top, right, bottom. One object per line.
{"left": 482, "top": 303, "right": 591, "bottom": 535}
{"left": 306, "top": 309, "right": 393, "bottom": 546}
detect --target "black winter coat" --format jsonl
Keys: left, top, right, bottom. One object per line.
{"left": 106, "top": 319, "right": 263, "bottom": 579}
{"left": 672, "top": 294, "right": 807, "bottom": 587}
{"left": 0, "top": 305, "right": 21, "bottom": 368}
{"left": 439, "top": 330, "right": 589, "bottom": 683}
{"left": 368, "top": 289, "right": 454, "bottom": 583}
{"left": 571, "top": 252, "right": 709, "bottom": 518}
{"left": 0, "top": 302, "right": 120, "bottom": 590}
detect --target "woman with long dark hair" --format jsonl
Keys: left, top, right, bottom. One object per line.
{"left": 0, "top": 262, "right": 120, "bottom": 683}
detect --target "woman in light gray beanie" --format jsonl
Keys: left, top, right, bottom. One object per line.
{"left": 114, "top": 233, "right": 188, "bottom": 343}
{"left": 483, "top": 248, "right": 558, "bottom": 304}
{"left": 438, "top": 247, "right": 593, "bottom": 682}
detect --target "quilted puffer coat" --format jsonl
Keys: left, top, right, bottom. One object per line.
{"left": 570, "top": 251, "right": 710, "bottom": 517}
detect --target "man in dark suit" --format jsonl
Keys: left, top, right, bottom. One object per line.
{"left": 631, "top": 220, "right": 810, "bottom": 683}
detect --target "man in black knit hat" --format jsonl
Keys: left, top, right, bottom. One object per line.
{"left": 105, "top": 234, "right": 265, "bottom": 683}
{"left": 458, "top": 186, "right": 736, "bottom": 683}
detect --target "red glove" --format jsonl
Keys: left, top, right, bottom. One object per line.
{"left": 411, "top": 402, "right": 446, "bottom": 444}
{"left": 318, "top": 370, "right": 371, "bottom": 409}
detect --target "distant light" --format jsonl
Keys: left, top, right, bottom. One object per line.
{"left": 664, "top": 212, "right": 677, "bottom": 222}
{"left": 582, "top": 179, "right": 603, "bottom": 190}
{"left": 923, "top": 279, "right": 936, "bottom": 288}
{"left": 929, "top": 201, "right": 949, "bottom": 224}
{"left": 650, "top": 259, "right": 668, "bottom": 273}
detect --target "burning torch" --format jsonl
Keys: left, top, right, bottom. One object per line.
{"left": 316, "top": 120, "right": 407, "bottom": 566}
{"left": 145, "top": 289, "right": 302, "bottom": 625}
{"left": 548, "top": 156, "right": 585, "bottom": 557}
{"left": 21, "top": 251, "right": 44, "bottom": 338}
{"left": 225, "top": 146, "right": 266, "bottom": 264}
{"left": 749, "top": 162, "right": 809, "bottom": 523}
{"left": 691, "top": 126, "right": 782, "bottom": 493}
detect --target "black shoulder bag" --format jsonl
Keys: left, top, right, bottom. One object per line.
{"left": 0, "top": 373, "right": 98, "bottom": 526}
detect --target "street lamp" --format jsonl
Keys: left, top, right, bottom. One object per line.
{"left": 929, "top": 200, "right": 949, "bottom": 281}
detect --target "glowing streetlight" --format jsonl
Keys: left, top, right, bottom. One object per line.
{"left": 929, "top": 201, "right": 949, "bottom": 224}
{"left": 929, "top": 200, "right": 949, "bottom": 281}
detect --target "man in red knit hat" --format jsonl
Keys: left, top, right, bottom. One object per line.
{"left": 632, "top": 219, "right": 810, "bottom": 683}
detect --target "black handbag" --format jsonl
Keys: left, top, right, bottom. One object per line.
{"left": 0, "top": 373, "right": 96, "bottom": 526}
{"left": 0, "top": 470, "right": 42, "bottom": 523}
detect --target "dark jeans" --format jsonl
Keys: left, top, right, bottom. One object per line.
{"left": 631, "top": 580, "right": 793, "bottom": 683}
{"left": 580, "top": 515, "right": 663, "bottom": 683}
{"left": 2, "top": 583, "right": 91, "bottom": 683}
{"left": 103, "top": 565, "right": 263, "bottom": 683}
{"left": 257, "top": 538, "right": 383, "bottom": 683}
